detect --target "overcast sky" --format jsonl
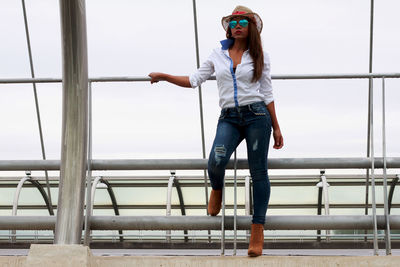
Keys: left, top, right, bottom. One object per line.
{"left": 0, "top": 0, "right": 399, "bottom": 178}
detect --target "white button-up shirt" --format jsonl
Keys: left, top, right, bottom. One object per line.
{"left": 189, "top": 39, "right": 274, "bottom": 108}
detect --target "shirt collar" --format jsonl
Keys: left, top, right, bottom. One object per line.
{"left": 220, "top": 38, "right": 234, "bottom": 50}
{"left": 220, "top": 38, "right": 250, "bottom": 55}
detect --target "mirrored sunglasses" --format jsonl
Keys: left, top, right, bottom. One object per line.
{"left": 229, "top": 19, "right": 249, "bottom": 29}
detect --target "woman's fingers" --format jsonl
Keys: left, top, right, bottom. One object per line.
{"left": 273, "top": 135, "right": 284, "bottom": 149}
{"left": 148, "top": 72, "right": 160, "bottom": 84}
{"left": 272, "top": 129, "right": 282, "bottom": 149}
{"left": 278, "top": 136, "right": 284, "bottom": 149}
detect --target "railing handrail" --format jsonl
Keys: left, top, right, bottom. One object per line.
{"left": 0, "top": 173, "right": 398, "bottom": 181}
{"left": 0, "top": 157, "right": 400, "bottom": 171}
{"left": 1, "top": 72, "right": 400, "bottom": 84}
{"left": 1, "top": 215, "right": 400, "bottom": 231}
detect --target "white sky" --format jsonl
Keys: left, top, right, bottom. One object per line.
{"left": 0, "top": 0, "right": 399, "bottom": 177}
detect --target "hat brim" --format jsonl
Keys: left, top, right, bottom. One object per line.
{"left": 221, "top": 12, "right": 263, "bottom": 33}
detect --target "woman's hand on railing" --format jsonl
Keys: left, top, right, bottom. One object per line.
{"left": 148, "top": 72, "right": 165, "bottom": 84}
{"left": 148, "top": 73, "right": 192, "bottom": 88}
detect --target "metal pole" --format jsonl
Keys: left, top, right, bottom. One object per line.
{"left": 166, "top": 171, "right": 176, "bottom": 242}
{"left": 84, "top": 176, "right": 102, "bottom": 244}
{"left": 20, "top": 0, "right": 53, "bottom": 210}
{"left": 381, "top": 77, "right": 392, "bottom": 255}
{"left": 321, "top": 173, "right": 331, "bottom": 242}
{"left": 90, "top": 177, "right": 103, "bottom": 210}
{"left": 55, "top": 0, "right": 89, "bottom": 244}
{"left": 4, "top": 215, "right": 400, "bottom": 231}
{"left": 3, "top": 73, "right": 400, "bottom": 85}
{"left": 369, "top": 77, "right": 379, "bottom": 255}
{"left": 2, "top": 157, "right": 400, "bottom": 171}
{"left": 368, "top": 0, "right": 375, "bottom": 76}
{"left": 233, "top": 150, "right": 237, "bottom": 255}
{"left": 11, "top": 177, "right": 31, "bottom": 217}
{"left": 191, "top": 1, "right": 211, "bottom": 243}
{"left": 84, "top": 82, "right": 93, "bottom": 245}
{"left": 11, "top": 176, "right": 30, "bottom": 242}
{"left": 364, "top": 0, "right": 375, "bottom": 243}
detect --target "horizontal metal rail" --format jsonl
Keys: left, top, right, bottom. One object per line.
{"left": 0, "top": 174, "right": 398, "bottom": 182}
{"left": 1, "top": 215, "right": 400, "bottom": 230}
{"left": 2, "top": 203, "right": 400, "bottom": 210}
{"left": 4, "top": 233, "right": 400, "bottom": 239}
{"left": 1, "top": 73, "right": 400, "bottom": 84}
{"left": 1, "top": 157, "right": 400, "bottom": 171}
{"left": 0, "top": 78, "right": 62, "bottom": 84}
{"left": 0, "top": 181, "right": 395, "bottom": 188}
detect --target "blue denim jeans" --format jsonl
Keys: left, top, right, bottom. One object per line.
{"left": 208, "top": 101, "right": 272, "bottom": 224}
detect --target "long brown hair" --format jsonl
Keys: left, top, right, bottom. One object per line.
{"left": 226, "top": 18, "right": 264, "bottom": 83}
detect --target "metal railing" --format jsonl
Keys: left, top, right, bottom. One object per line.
{"left": 1, "top": 71, "right": 399, "bottom": 255}
{"left": 90, "top": 176, "right": 123, "bottom": 242}
{"left": 1, "top": 215, "right": 400, "bottom": 231}
{"left": 1, "top": 0, "right": 399, "bottom": 257}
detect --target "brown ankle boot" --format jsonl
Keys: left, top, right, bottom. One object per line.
{"left": 248, "top": 223, "right": 264, "bottom": 257}
{"left": 207, "top": 189, "right": 222, "bottom": 216}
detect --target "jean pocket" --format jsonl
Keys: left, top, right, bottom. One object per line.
{"left": 249, "top": 104, "right": 267, "bottom": 116}
{"left": 219, "top": 109, "right": 227, "bottom": 119}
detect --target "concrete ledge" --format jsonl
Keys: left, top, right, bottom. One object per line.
{"left": 91, "top": 255, "right": 400, "bottom": 267}
{"left": 0, "top": 256, "right": 26, "bottom": 267}
{"left": 25, "top": 245, "right": 92, "bottom": 267}
{"left": 2, "top": 251, "right": 400, "bottom": 267}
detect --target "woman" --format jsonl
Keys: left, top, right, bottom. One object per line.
{"left": 149, "top": 5, "right": 283, "bottom": 257}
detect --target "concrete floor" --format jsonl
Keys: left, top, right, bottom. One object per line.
{"left": 1, "top": 255, "right": 400, "bottom": 267}
{"left": 2, "top": 248, "right": 400, "bottom": 267}
{"left": 1, "top": 248, "right": 400, "bottom": 256}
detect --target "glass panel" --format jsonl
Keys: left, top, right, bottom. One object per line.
{"left": 269, "top": 186, "right": 318, "bottom": 205}
{"left": 113, "top": 187, "right": 168, "bottom": 205}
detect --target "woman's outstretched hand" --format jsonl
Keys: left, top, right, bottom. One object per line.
{"left": 148, "top": 72, "right": 165, "bottom": 84}
{"left": 273, "top": 128, "right": 284, "bottom": 149}
{"left": 148, "top": 73, "right": 192, "bottom": 88}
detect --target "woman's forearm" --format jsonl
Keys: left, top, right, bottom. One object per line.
{"left": 149, "top": 72, "right": 192, "bottom": 88}
{"left": 162, "top": 74, "right": 191, "bottom": 88}
{"left": 266, "top": 101, "right": 280, "bottom": 130}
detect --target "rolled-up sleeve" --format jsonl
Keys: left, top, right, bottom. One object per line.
{"left": 189, "top": 52, "right": 215, "bottom": 88}
{"left": 259, "top": 52, "right": 274, "bottom": 106}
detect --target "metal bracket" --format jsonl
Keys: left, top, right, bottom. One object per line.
{"left": 316, "top": 170, "right": 330, "bottom": 241}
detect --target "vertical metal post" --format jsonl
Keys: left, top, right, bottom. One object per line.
{"left": 166, "top": 171, "right": 176, "bottom": 242}
{"left": 21, "top": 0, "right": 53, "bottom": 211}
{"left": 233, "top": 150, "right": 237, "bottom": 255}
{"left": 320, "top": 172, "right": 330, "bottom": 242}
{"left": 369, "top": 78, "right": 379, "bottom": 255}
{"left": 381, "top": 77, "right": 392, "bottom": 255}
{"left": 84, "top": 81, "right": 93, "bottom": 245}
{"left": 317, "top": 172, "right": 323, "bottom": 242}
{"left": 55, "top": 0, "right": 89, "bottom": 244}
{"left": 191, "top": 2, "right": 210, "bottom": 237}
{"left": 367, "top": 2, "right": 378, "bottom": 254}
{"left": 11, "top": 176, "right": 31, "bottom": 242}
{"left": 364, "top": 0, "right": 375, "bottom": 243}
{"left": 90, "top": 177, "right": 103, "bottom": 210}
{"left": 83, "top": 82, "right": 93, "bottom": 244}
